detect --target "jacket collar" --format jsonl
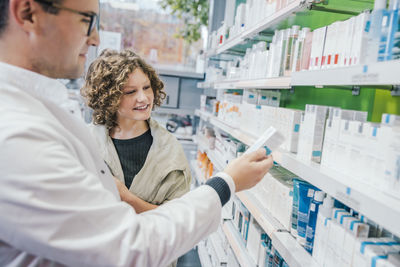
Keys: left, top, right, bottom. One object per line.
{"left": 0, "top": 62, "right": 69, "bottom": 107}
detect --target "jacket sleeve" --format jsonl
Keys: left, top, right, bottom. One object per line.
{"left": 0, "top": 118, "right": 222, "bottom": 267}
{"left": 161, "top": 169, "right": 192, "bottom": 202}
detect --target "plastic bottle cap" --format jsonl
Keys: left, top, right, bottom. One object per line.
{"left": 323, "top": 195, "right": 334, "bottom": 208}
{"left": 374, "top": 0, "right": 387, "bottom": 10}
{"left": 314, "top": 191, "right": 326, "bottom": 202}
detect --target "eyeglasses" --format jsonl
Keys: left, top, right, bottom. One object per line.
{"left": 34, "top": 0, "right": 99, "bottom": 36}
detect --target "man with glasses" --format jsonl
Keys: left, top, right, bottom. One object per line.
{"left": 0, "top": 0, "right": 274, "bottom": 266}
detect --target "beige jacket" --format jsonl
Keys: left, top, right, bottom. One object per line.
{"left": 88, "top": 118, "right": 191, "bottom": 205}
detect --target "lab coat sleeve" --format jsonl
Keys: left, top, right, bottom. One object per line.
{"left": 0, "top": 118, "right": 222, "bottom": 267}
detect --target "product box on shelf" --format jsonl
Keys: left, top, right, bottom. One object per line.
{"left": 246, "top": 217, "right": 266, "bottom": 264}
{"left": 297, "top": 104, "right": 329, "bottom": 163}
{"left": 381, "top": 122, "right": 400, "bottom": 198}
{"left": 309, "top": 26, "right": 327, "bottom": 70}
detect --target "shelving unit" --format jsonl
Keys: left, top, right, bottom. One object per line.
{"left": 197, "top": 0, "right": 398, "bottom": 265}
{"left": 291, "top": 60, "right": 400, "bottom": 87}
{"left": 198, "top": 241, "right": 213, "bottom": 267}
{"left": 197, "top": 59, "right": 400, "bottom": 92}
{"left": 222, "top": 220, "right": 257, "bottom": 267}
{"left": 212, "top": 0, "right": 310, "bottom": 56}
{"left": 190, "top": 160, "right": 206, "bottom": 184}
{"left": 274, "top": 151, "right": 400, "bottom": 238}
{"left": 192, "top": 124, "right": 319, "bottom": 266}
{"left": 235, "top": 77, "right": 291, "bottom": 89}
{"left": 271, "top": 231, "right": 320, "bottom": 267}
{"left": 208, "top": 233, "right": 228, "bottom": 265}
{"left": 197, "top": 81, "right": 214, "bottom": 89}
{"left": 236, "top": 190, "right": 284, "bottom": 237}
{"left": 195, "top": 110, "right": 400, "bottom": 238}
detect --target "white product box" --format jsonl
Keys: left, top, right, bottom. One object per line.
{"left": 341, "top": 17, "right": 356, "bottom": 66}
{"left": 243, "top": 89, "right": 258, "bottom": 105}
{"left": 269, "top": 174, "right": 293, "bottom": 231}
{"left": 352, "top": 12, "right": 370, "bottom": 66}
{"left": 382, "top": 113, "right": 400, "bottom": 125}
{"left": 346, "top": 121, "right": 366, "bottom": 181}
{"left": 310, "top": 26, "right": 327, "bottom": 70}
{"left": 321, "top": 108, "right": 355, "bottom": 169}
{"left": 246, "top": 217, "right": 263, "bottom": 264}
{"left": 334, "top": 119, "right": 352, "bottom": 173}
{"left": 342, "top": 219, "right": 370, "bottom": 267}
{"left": 381, "top": 124, "right": 400, "bottom": 198}
{"left": 297, "top": 104, "right": 329, "bottom": 163}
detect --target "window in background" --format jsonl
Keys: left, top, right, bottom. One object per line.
{"left": 99, "top": 0, "right": 205, "bottom": 71}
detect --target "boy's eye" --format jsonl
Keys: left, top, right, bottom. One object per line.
{"left": 143, "top": 86, "right": 151, "bottom": 90}
{"left": 82, "top": 19, "right": 91, "bottom": 24}
{"left": 124, "top": 90, "right": 136, "bottom": 95}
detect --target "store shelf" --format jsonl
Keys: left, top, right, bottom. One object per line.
{"left": 235, "top": 77, "right": 292, "bottom": 89}
{"left": 190, "top": 160, "right": 206, "bottom": 184}
{"left": 200, "top": 111, "right": 400, "bottom": 238}
{"left": 222, "top": 221, "right": 257, "bottom": 267}
{"left": 209, "top": 233, "right": 228, "bottom": 265}
{"left": 271, "top": 231, "right": 320, "bottom": 267}
{"left": 194, "top": 109, "right": 213, "bottom": 121}
{"left": 193, "top": 134, "right": 226, "bottom": 171}
{"left": 236, "top": 190, "right": 284, "bottom": 237}
{"left": 216, "top": 35, "right": 245, "bottom": 55}
{"left": 200, "top": 77, "right": 291, "bottom": 90}
{"left": 152, "top": 107, "right": 194, "bottom": 116}
{"left": 213, "top": 79, "right": 241, "bottom": 90}
{"left": 197, "top": 81, "right": 214, "bottom": 89}
{"left": 291, "top": 60, "right": 400, "bottom": 86}
{"left": 274, "top": 150, "right": 400, "bottom": 238}
{"left": 209, "top": 116, "right": 257, "bottom": 145}
{"left": 214, "top": 0, "right": 309, "bottom": 56}
{"left": 198, "top": 241, "right": 213, "bottom": 267}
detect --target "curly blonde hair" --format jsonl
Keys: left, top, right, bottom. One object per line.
{"left": 81, "top": 49, "right": 166, "bottom": 129}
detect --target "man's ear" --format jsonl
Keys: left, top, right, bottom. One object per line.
{"left": 9, "top": 0, "right": 39, "bottom": 33}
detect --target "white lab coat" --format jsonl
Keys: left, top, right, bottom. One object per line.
{"left": 0, "top": 62, "right": 233, "bottom": 267}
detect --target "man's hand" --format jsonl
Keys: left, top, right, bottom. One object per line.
{"left": 224, "top": 148, "right": 274, "bottom": 192}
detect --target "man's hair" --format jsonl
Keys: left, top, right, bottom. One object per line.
{"left": 81, "top": 49, "right": 167, "bottom": 130}
{"left": 0, "top": 0, "right": 63, "bottom": 36}
{"left": 0, "top": 0, "right": 10, "bottom": 36}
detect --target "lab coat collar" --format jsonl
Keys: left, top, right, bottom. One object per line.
{"left": 0, "top": 62, "right": 70, "bottom": 107}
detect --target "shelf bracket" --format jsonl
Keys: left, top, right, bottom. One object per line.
{"left": 352, "top": 86, "right": 360, "bottom": 96}
{"left": 391, "top": 85, "right": 400, "bottom": 96}
{"left": 308, "top": 4, "right": 360, "bottom": 16}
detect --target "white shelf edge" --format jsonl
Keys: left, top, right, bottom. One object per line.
{"left": 197, "top": 81, "right": 214, "bottom": 89}
{"left": 208, "top": 233, "right": 228, "bottom": 264}
{"left": 209, "top": 117, "right": 257, "bottom": 146}
{"left": 213, "top": 79, "right": 241, "bottom": 89}
{"left": 197, "top": 241, "right": 213, "bottom": 267}
{"left": 194, "top": 109, "right": 212, "bottom": 122}
{"left": 222, "top": 220, "right": 257, "bottom": 267}
{"left": 235, "top": 76, "right": 292, "bottom": 89}
{"left": 291, "top": 60, "right": 400, "bottom": 86}
{"left": 274, "top": 150, "right": 400, "bottom": 237}
{"left": 242, "top": 0, "right": 307, "bottom": 40}
{"left": 236, "top": 190, "right": 285, "bottom": 237}
{"left": 271, "top": 231, "right": 320, "bottom": 267}
{"left": 216, "top": 35, "right": 244, "bottom": 55}
{"left": 214, "top": 0, "right": 307, "bottom": 56}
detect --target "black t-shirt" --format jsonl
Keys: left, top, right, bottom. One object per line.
{"left": 111, "top": 129, "right": 153, "bottom": 189}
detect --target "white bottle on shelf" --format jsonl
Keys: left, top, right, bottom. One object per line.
{"left": 364, "top": 0, "right": 388, "bottom": 64}
{"left": 312, "top": 195, "right": 334, "bottom": 265}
